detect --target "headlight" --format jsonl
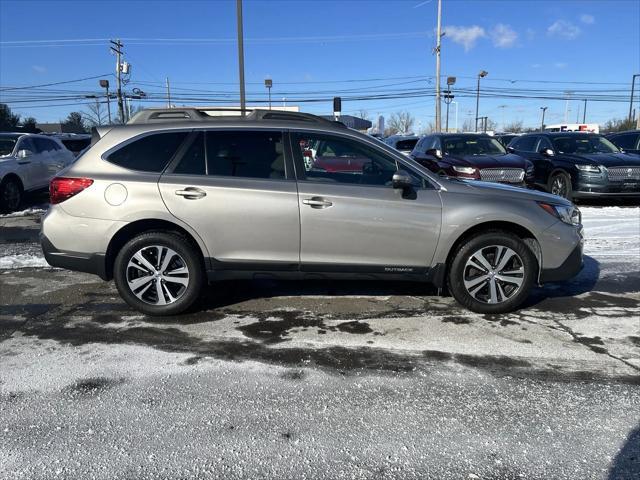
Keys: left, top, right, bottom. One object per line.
{"left": 575, "top": 164, "right": 601, "bottom": 173}
{"left": 452, "top": 166, "right": 477, "bottom": 174}
{"left": 538, "top": 202, "right": 581, "bottom": 225}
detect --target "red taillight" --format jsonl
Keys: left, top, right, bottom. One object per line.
{"left": 49, "top": 177, "right": 94, "bottom": 204}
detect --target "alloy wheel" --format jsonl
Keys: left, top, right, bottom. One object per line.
{"left": 551, "top": 175, "right": 568, "bottom": 197}
{"left": 125, "top": 245, "right": 190, "bottom": 306}
{"left": 463, "top": 245, "right": 525, "bottom": 304}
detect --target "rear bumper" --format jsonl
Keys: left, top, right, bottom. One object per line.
{"left": 40, "top": 233, "right": 109, "bottom": 280}
{"left": 539, "top": 243, "right": 583, "bottom": 283}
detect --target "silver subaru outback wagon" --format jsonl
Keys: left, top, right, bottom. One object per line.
{"left": 40, "top": 109, "right": 583, "bottom": 316}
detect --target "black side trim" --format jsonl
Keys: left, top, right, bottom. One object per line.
{"left": 208, "top": 259, "right": 299, "bottom": 271}
{"left": 40, "top": 234, "right": 108, "bottom": 280}
{"left": 300, "top": 263, "right": 429, "bottom": 274}
{"left": 426, "top": 263, "right": 446, "bottom": 288}
{"left": 539, "top": 244, "right": 583, "bottom": 283}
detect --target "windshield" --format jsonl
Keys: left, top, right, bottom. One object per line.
{"left": 552, "top": 135, "right": 619, "bottom": 154}
{"left": 0, "top": 138, "right": 17, "bottom": 156}
{"left": 442, "top": 136, "right": 506, "bottom": 156}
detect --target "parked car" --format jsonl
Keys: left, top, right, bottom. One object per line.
{"left": 0, "top": 132, "right": 75, "bottom": 212}
{"left": 495, "top": 133, "right": 520, "bottom": 148}
{"left": 41, "top": 108, "right": 583, "bottom": 316}
{"left": 606, "top": 130, "right": 640, "bottom": 155}
{"left": 384, "top": 135, "right": 421, "bottom": 155}
{"left": 50, "top": 133, "right": 92, "bottom": 157}
{"left": 508, "top": 132, "right": 640, "bottom": 200}
{"left": 410, "top": 133, "right": 534, "bottom": 186}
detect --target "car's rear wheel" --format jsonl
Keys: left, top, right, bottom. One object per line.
{"left": 549, "top": 171, "right": 573, "bottom": 200}
{"left": 0, "top": 177, "right": 23, "bottom": 213}
{"left": 448, "top": 232, "right": 537, "bottom": 314}
{"left": 114, "top": 232, "right": 204, "bottom": 316}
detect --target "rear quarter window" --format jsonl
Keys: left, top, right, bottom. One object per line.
{"left": 106, "top": 131, "right": 189, "bottom": 172}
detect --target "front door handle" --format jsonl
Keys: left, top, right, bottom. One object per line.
{"left": 302, "top": 197, "right": 333, "bottom": 208}
{"left": 175, "top": 187, "right": 206, "bottom": 199}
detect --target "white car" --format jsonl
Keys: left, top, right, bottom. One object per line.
{"left": 384, "top": 135, "right": 421, "bottom": 156}
{"left": 0, "top": 133, "right": 75, "bottom": 212}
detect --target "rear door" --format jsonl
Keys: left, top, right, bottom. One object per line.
{"left": 291, "top": 130, "right": 442, "bottom": 273}
{"left": 159, "top": 129, "right": 300, "bottom": 269}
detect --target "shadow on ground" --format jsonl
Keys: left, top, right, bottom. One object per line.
{"left": 608, "top": 422, "right": 640, "bottom": 479}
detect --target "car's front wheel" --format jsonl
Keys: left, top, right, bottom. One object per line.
{"left": 549, "top": 171, "right": 573, "bottom": 200}
{"left": 0, "top": 177, "right": 23, "bottom": 213}
{"left": 114, "top": 232, "right": 205, "bottom": 316}
{"left": 448, "top": 232, "right": 537, "bottom": 314}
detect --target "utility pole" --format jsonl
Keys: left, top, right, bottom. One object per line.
{"left": 475, "top": 70, "right": 488, "bottom": 132}
{"left": 434, "top": 0, "right": 443, "bottom": 132}
{"left": 540, "top": 106, "right": 548, "bottom": 132}
{"left": 582, "top": 99, "right": 587, "bottom": 123}
{"left": 110, "top": 39, "right": 125, "bottom": 123}
{"left": 166, "top": 77, "right": 171, "bottom": 107}
{"left": 629, "top": 74, "right": 639, "bottom": 123}
{"left": 236, "top": 0, "right": 246, "bottom": 115}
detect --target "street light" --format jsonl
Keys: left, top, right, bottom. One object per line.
{"left": 475, "top": 70, "right": 488, "bottom": 132}
{"left": 444, "top": 76, "right": 456, "bottom": 133}
{"left": 99, "top": 79, "right": 112, "bottom": 124}
{"left": 264, "top": 78, "right": 273, "bottom": 110}
{"left": 540, "top": 106, "right": 548, "bottom": 132}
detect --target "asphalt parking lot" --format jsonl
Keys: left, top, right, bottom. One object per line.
{"left": 1, "top": 198, "right": 639, "bottom": 479}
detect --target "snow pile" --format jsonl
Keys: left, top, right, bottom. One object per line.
{"left": 0, "top": 254, "right": 49, "bottom": 269}
{"left": 0, "top": 205, "right": 48, "bottom": 218}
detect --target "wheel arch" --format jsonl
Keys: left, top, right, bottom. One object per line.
{"left": 104, "top": 218, "right": 207, "bottom": 280}
{"left": 439, "top": 221, "right": 542, "bottom": 288}
{"left": 0, "top": 172, "right": 24, "bottom": 191}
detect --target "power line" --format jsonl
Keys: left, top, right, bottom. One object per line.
{"left": 0, "top": 74, "right": 113, "bottom": 92}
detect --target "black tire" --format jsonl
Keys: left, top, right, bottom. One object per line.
{"left": 447, "top": 231, "right": 537, "bottom": 314}
{"left": 113, "top": 231, "right": 205, "bottom": 316}
{"left": 0, "top": 177, "right": 23, "bottom": 213}
{"left": 548, "top": 171, "right": 573, "bottom": 201}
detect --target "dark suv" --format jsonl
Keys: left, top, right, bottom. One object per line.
{"left": 508, "top": 132, "right": 640, "bottom": 200}
{"left": 606, "top": 130, "right": 640, "bottom": 155}
{"left": 410, "top": 133, "right": 533, "bottom": 186}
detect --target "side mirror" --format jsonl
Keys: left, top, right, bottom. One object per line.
{"left": 540, "top": 148, "right": 555, "bottom": 157}
{"left": 425, "top": 148, "right": 443, "bottom": 159}
{"left": 392, "top": 170, "right": 414, "bottom": 190}
{"left": 17, "top": 149, "right": 32, "bottom": 160}
{"left": 507, "top": 146, "right": 515, "bottom": 153}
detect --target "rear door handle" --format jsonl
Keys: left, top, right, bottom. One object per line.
{"left": 175, "top": 187, "right": 207, "bottom": 199}
{"left": 302, "top": 197, "right": 332, "bottom": 208}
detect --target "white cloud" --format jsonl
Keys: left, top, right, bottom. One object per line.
{"left": 31, "top": 65, "right": 47, "bottom": 74}
{"left": 547, "top": 20, "right": 581, "bottom": 39}
{"left": 580, "top": 14, "right": 595, "bottom": 24}
{"left": 490, "top": 24, "right": 518, "bottom": 48}
{"left": 443, "top": 25, "right": 486, "bottom": 51}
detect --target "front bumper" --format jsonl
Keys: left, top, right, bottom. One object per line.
{"left": 574, "top": 174, "right": 640, "bottom": 198}
{"left": 40, "top": 233, "right": 109, "bottom": 280}
{"left": 539, "top": 242, "right": 584, "bottom": 283}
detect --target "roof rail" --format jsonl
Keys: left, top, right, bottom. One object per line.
{"left": 127, "top": 107, "right": 346, "bottom": 128}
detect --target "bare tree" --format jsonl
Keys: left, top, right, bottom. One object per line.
{"left": 388, "top": 111, "right": 415, "bottom": 134}
{"left": 83, "top": 99, "right": 108, "bottom": 127}
{"left": 503, "top": 120, "right": 524, "bottom": 133}
{"left": 355, "top": 109, "right": 370, "bottom": 121}
{"left": 602, "top": 117, "right": 636, "bottom": 133}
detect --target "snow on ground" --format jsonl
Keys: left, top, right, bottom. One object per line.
{"left": 0, "top": 242, "right": 49, "bottom": 269}
{"left": 581, "top": 207, "right": 640, "bottom": 258}
{"left": 0, "top": 204, "right": 48, "bottom": 218}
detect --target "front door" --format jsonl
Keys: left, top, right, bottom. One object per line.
{"left": 159, "top": 129, "right": 300, "bottom": 269}
{"left": 291, "top": 131, "right": 442, "bottom": 273}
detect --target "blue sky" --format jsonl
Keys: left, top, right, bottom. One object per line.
{"left": 1, "top": 0, "right": 639, "bottom": 130}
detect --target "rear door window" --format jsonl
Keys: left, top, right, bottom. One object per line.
{"left": 106, "top": 131, "right": 189, "bottom": 172}
{"left": 205, "top": 130, "right": 285, "bottom": 180}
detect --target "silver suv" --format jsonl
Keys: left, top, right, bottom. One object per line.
{"left": 41, "top": 109, "right": 583, "bottom": 315}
